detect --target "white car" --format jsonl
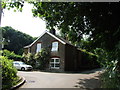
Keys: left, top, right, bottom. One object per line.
{"left": 13, "top": 61, "right": 33, "bottom": 71}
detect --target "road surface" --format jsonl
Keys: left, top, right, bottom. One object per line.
{"left": 17, "top": 68, "right": 103, "bottom": 89}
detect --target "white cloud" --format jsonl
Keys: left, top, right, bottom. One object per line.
{"left": 1, "top": 2, "right": 46, "bottom": 37}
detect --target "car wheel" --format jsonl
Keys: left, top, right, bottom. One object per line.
{"left": 21, "top": 67, "right": 25, "bottom": 71}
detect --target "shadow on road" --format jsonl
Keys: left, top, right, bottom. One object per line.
{"left": 79, "top": 68, "right": 103, "bottom": 74}
{"left": 74, "top": 75, "right": 101, "bottom": 89}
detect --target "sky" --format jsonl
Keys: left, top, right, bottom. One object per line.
{"left": 1, "top": 2, "right": 46, "bottom": 37}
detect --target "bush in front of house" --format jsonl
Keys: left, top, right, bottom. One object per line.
{"left": 0, "top": 56, "right": 18, "bottom": 89}
{"left": 34, "top": 48, "right": 50, "bottom": 70}
{"left": 23, "top": 48, "right": 50, "bottom": 70}
{"left": 23, "top": 53, "right": 36, "bottom": 68}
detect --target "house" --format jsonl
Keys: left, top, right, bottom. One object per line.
{"left": 24, "top": 30, "right": 82, "bottom": 72}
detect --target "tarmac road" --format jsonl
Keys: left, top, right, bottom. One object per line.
{"left": 17, "top": 68, "right": 102, "bottom": 89}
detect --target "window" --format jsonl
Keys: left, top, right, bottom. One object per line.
{"left": 51, "top": 42, "right": 58, "bottom": 51}
{"left": 36, "top": 43, "right": 41, "bottom": 53}
{"left": 14, "top": 63, "right": 20, "bottom": 66}
{"left": 28, "top": 48, "right": 30, "bottom": 53}
{"left": 50, "top": 58, "right": 60, "bottom": 69}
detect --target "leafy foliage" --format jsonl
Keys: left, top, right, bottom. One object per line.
{"left": 2, "top": 1, "right": 24, "bottom": 12}
{"left": 23, "top": 48, "right": 50, "bottom": 70}
{"left": 31, "top": 2, "right": 120, "bottom": 51}
{"left": 0, "top": 56, "right": 18, "bottom": 89}
{"left": 1, "top": 26, "right": 34, "bottom": 55}
{"left": 23, "top": 53, "right": 36, "bottom": 68}
{"left": 0, "top": 49, "right": 23, "bottom": 61}
{"left": 94, "top": 48, "right": 120, "bottom": 88}
{"left": 35, "top": 48, "right": 50, "bottom": 70}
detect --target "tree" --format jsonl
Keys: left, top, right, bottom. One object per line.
{"left": 0, "top": 1, "right": 25, "bottom": 26}
{"left": 31, "top": 2, "right": 120, "bottom": 51}
{"left": 0, "top": 1, "right": 25, "bottom": 54}
{"left": 1, "top": 26, "right": 34, "bottom": 55}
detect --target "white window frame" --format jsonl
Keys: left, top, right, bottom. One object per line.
{"left": 36, "top": 43, "right": 41, "bottom": 53}
{"left": 51, "top": 42, "right": 58, "bottom": 51}
{"left": 50, "top": 58, "right": 60, "bottom": 69}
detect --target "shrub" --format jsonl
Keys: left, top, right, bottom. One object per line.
{"left": 94, "top": 48, "right": 120, "bottom": 89}
{"left": 0, "top": 49, "right": 23, "bottom": 61}
{"left": 23, "top": 48, "right": 50, "bottom": 70}
{"left": 34, "top": 48, "right": 50, "bottom": 70}
{"left": 0, "top": 56, "right": 18, "bottom": 89}
{"left": 22, "top": 53, "right": 36, "bottom": 68}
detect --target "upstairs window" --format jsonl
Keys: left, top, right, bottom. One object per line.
{"left": 28, "top": 48, "right": 30, "bottom": 53}
{"left": 51, "top": 42, "right": 58, "bottom": 51}
{"left": 36, "top": 43, "right": 41, "bottom": 53}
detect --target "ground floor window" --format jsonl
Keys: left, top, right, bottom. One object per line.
{"left": 50, "top": 58, "right": 60, "bottom": 69}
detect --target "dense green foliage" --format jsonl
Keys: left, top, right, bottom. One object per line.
{"left": 0, "top": 49, "right": 23, "bottom": 61}
{"left": 2, "top": 1, "right": 24, "bottom": 12}
{"left": 1, "top": 26, "right": 34, "bottom": 55}
{"left": 23, "top": 48, "right": 50, "bottom": 70}
{"left": 94, "top": 48, "right": 120, "bottom": 88}
{"left": 23, "top": 53, "right": 36, "bottom": 68}
{"left": 0, "top": 56, "right": 18, "bottom": 89}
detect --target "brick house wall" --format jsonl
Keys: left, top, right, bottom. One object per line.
{"left": 27, "top": 33, "right": 65, "bottom": 72}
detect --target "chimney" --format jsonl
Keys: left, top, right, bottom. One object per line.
{"left": 50, "top": 29, "right": 56, "bottom": 35}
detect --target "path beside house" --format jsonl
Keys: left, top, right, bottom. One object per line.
{"left": 17, "top": 68, "right": 103, "bottom": 89}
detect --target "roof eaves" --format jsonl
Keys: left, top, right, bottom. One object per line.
{"left": 46, "top": 32, "right": 66, "bottom": 44}
{"left": 24, "top": 31, "right": 46, "bottom": 48}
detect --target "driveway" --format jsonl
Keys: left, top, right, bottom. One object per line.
{"left": 17, "top": 68, "right": 103, "bottom": 89}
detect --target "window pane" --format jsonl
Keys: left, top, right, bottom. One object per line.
{"left": 50, "top": 64, "right": 54, "bottom": 67}
{"left": 51, "top": 59, "right": 54, "bottom": 62}
{"left": 53, "top": 42, "right": 58, "bottom": 47}
{"left": 55, "top": 64, "right": 60, "bottom": 67}
{"left": 55, "top": 59, "right": 59, "bottom": 62}
{"left": 36, "top": 43, "right": 41, "bottom": 53}
{"left": 51, "top": 42, "right": 58, "bottom": 51}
